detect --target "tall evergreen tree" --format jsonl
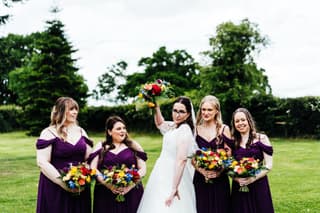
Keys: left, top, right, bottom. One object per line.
{"left": 9, "top": 18, "right": 88, "bottom": 135}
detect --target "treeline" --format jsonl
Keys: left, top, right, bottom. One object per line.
{"left": 1, "top": 96, "right": 320, "bottom": 138}
{"left": 1, "top": 7, "right": 319, "bottom": 137}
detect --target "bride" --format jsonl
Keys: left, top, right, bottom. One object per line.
{"left": 137, "top": 96, "right": 197, "bottom": 213}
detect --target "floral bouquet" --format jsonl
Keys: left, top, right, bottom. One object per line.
{"left": 190, "top": 147, "right": 232, "bottom": 183}
{"left": 136, "top": 79, "right": 174, "bottom": 110}
{"left": 227, "top": 157, "right": 264, "bottom": 192}
{"left": 102, "top": 164, "right": 141, "bottom": 202}
{"left": 59, "top": 162, "right": 96, "bottom": 194}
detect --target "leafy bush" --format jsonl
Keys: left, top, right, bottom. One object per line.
{"left": 0, "top": 105, "right": 23, "bottom": 132}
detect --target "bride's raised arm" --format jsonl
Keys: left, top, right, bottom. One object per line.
{"left": 154, "top": 105, "right": 165, "bottom": 127}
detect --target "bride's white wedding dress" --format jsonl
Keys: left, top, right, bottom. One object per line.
{"left": 137, "top": 122, "right": 196, "bottom": 213}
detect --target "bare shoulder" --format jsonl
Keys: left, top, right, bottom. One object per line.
{"left": 80, "top": 127, "right": 89, "bottom": 137}
{"left": 39, "top": 126, "right": 56, "bottom": 140}
{"left": 93, "top": 141, "right": 103, "bottom": 152}
{"left": 131, "top": 140, "right": 144, "bottom": 152}
{"left": 221, "top": 124, "right": 231, "bottom": 138}
{"left": 258, "top": 133, "right": 272, "bottom": 146}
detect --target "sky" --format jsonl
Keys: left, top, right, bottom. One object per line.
{"left": 1, "top": 0, "right": 319, "bottom": 105}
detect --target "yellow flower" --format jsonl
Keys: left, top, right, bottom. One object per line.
{"left": 147, "top": 102, "right": 155, "bottom": 108}
{"left": 91, "top": 169, "right": 96, "bottom": 176}
{"left": 70, "top": 166, "right": 77, "bottom": 175}
{"left": 118, "top": 171, "right": 125, "bottom": 178}
{"left": 208, "top": 163, "right": 214, "bottom": 169}
{"left": 138, "top": 93, "right": 143, "bottom": 98}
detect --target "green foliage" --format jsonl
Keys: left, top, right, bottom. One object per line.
{"left": 0, "top": 105, "right": 23, "bottom": 132}
{"left": 117, "top": 46, "right": 200, "bottom": 102}
{"left": 200, "top": 19, "right": 271, "bottom": 122}
{"left": 9, "top": 19, "right": 89, "bottom": 135}
{"left": 280, "top": 97, "right": 320, "bottom": 138}
{"left": 0, "top": 33, "right": 42, "bottom": 104}
{"left": 92, "top": 61, "right": 127, "bottom": 104}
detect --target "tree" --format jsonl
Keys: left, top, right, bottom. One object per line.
{"left": 0, "top": 33, "right": 41, "bottom": 104}
{"left": 0, "top": 0, "right": 24, "bottom": 25}
{"left": 117, "top": 46, "right": 200, "bottom": 101}
{"left": 9, "top": 18, "right": 88, "bottom": 135}
{"left": 200, "top": 19, "right": 271, "bottom": 122}
{"left": 92, "top": 60, "right": 127, "bottom": 104}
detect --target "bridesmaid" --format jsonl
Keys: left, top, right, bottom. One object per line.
{"left": 193, "top": 95, "right": 233, "bottom": 213}
{"left": 90, "top": 116, "right": 147, "bottom": 213}
{"left": 36, "top": 97, "right": 93, "bottom": 213}
{"left": 230, "top": 108, "right": 274, "bottom": 213}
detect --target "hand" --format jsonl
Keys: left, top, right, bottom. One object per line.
{"left": 64, "top": 186, "right": 84, "bottom": 194}
{"left": 206, "top": 170, "right": 222, "bottom": 179}
{"left": 165, "top": 190, "right": 180, "bottom": 207}
{"left": 105, "top": 183, "right": 123, "bottom": 194}
{"left": 118, "top": 184, "right": 135, "bottom": 196}
{"left": 235, "top": 177, "right": 256, "bottom": 186}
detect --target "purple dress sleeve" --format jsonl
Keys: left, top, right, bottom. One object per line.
{"left": 87, "top": 148, "right": 102, "bottom": 163}
{"left": 135, "top": 150, "right": 148, "bottom": 161}
{"left": 83, "top": 136, "right": 94, "bottom": 147}
{"left": 221, "top": 133, "right": 234, "bottom": 150}
{"left": 257, "top": 141, "right": 273, "bottom": 156}
{"left": 36, "top": 138, "right": 56, "bottom": 149}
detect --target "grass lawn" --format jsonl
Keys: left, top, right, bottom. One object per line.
{"left": 0, "top": 131, "right": 319, "bottom": 212}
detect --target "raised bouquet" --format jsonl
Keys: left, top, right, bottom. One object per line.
{"left": 136, "top": 79, "right": 174, "bottom": 109}
{"left": 60, "top": 162, "right": 96, "bottom": 194}
{"left": 191, "top": 147, "right": 231, "bottom": 183}
{"left": 227, "top": 157, "right": 264, "bottom": 192}
{"left": 102, "top": 164, "right": 141, "bottom": 202}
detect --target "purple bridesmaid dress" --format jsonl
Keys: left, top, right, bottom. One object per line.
{"left": 193, "top": 133, "right": 233, "bottom": 213}
{"left": 36, "top": 136, "right": 93, "bottom": 213}
{"left": 231, "top": 141, "right": 274, "bottom": 213}
{"left": 90, "top": 148, "right": 147, "bottom": 213}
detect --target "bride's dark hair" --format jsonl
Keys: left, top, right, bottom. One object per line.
{"left": 173, "top": 96, "right": 195, "bottom": 134}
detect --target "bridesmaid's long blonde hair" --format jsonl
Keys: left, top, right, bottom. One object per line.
{"left": 196, "top": 95, "right": 223, "bottom": 133}
{"left": 50, "top": 97, "right": 79, "bottom": 140}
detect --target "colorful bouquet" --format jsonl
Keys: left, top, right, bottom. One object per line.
{"left": 136, "top": 79, "right": 174, "bottom": 109}
{"left": 102, "top": 164, "right": 141, "bottom": 202}
{"left": 227, "top": 157, "right": 264, "bottom": 192}
{"left": 60, "top": 162, "right": 96, "bottom": 194}
{"left": 191, "top": 147, "right": 232, "bottom": 183}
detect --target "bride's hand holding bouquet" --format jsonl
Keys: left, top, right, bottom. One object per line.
{"left": 135, "top": 79, "right": 174, "bottom": 110}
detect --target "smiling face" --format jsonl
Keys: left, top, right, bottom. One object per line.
{"left": 233, "top": 111, "right": 250, "bottom": 134}
{"left": 108, "top": 121, "right": 127, "bottom": 143}
{"left": 65, "top": 105, "right": 78, "bottom": 125}
{"left": 172, "top": 102, "right": 190, "bottom": 125}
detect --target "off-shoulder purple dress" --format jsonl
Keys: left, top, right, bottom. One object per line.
{"left": 193, "top": 131, "right": 233, "bottom": 213}
{"left": 89, "top": 147, "right": 147, "bottom": 213}
{"left": 231, "top": 141, "right": 274, "bottom": 213}
{"left": 36, "top": 135, "right": 93, "bottom": 213}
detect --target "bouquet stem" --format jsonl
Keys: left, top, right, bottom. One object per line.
{"left": 115, "top": 194, "right": 125, "bottom": 202}
{"left": 239, "top": 185, "right": 249, "bottom": 192}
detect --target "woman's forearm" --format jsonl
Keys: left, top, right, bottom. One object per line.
{"left": 154, "top": 106, "right": 164, "bottom": 127}
{"left": 171, "top": 159, "right": 187, "bottom": 192}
